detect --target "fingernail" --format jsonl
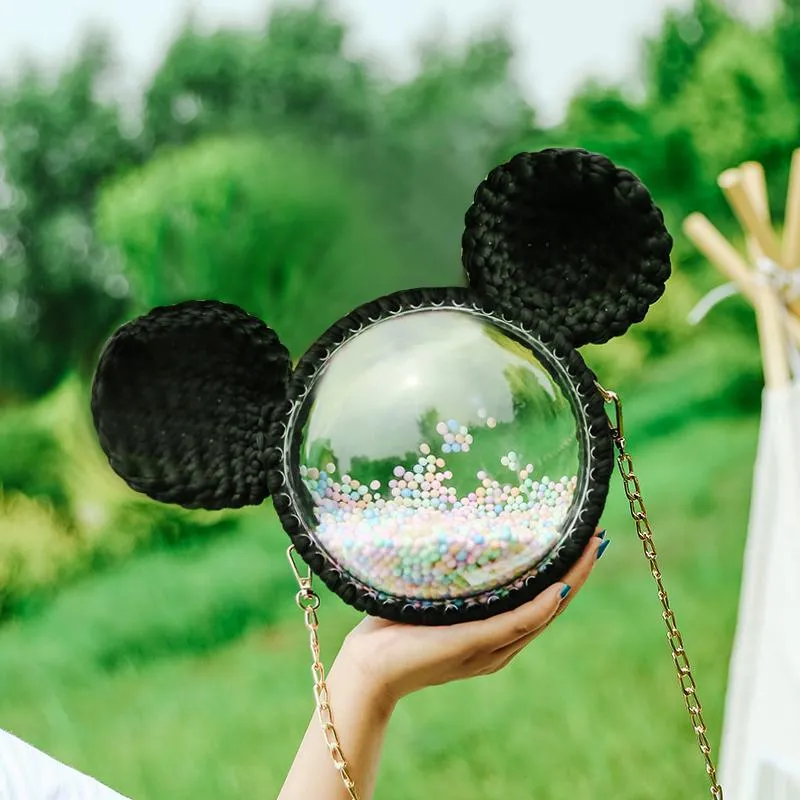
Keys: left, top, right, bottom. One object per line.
{"left": 596, "top": 539, "right": 611, "bottom": 560}
{"left": 559, "top": 584, "right": 572, "bottom": 599}
{"left": 596, "top": 529, "right": 606, "bottom": 540}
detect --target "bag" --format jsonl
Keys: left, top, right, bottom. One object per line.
{"left": 90, "top": 148, "right": 722, "bottom": 798}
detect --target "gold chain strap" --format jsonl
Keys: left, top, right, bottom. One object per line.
{"left": 597, "top": 383, "right": 723, "bottom": 799}
{"left": 288, "top": 547, "right": 360, "bottom": 800}
{"left": 287, "top": 384, "right": 724, "bottom": 800}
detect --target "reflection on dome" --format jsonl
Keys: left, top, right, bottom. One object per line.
{"left": 292, "top": 310, "right": 583, "bottom": 600}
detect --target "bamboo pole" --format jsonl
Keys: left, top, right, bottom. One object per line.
{"left": 718, "top": 168, "right": 783, "bottom": 263}
{"left": 740, "top": 161, "right": 770, "bottom": 223}
{"left": 783, "top": 148, "right": 800, "bottom": 269}
{"left": 719, "top": 166, "right": 800, "bottom": 318}
{"left": 735, "top": 163, "right": 790, "bottom": 388}
{"left": 682, "top": 213, "right": 800, "bottom": 347}
{"left": 684, "top": 212, "right": 761, "bottom": 302}
{"left": 753, "top": 281, "right": 791, "bottom": 388}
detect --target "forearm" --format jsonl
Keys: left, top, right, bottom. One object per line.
{"left": 277, "top": 654, "right": 396, "bottom": 800}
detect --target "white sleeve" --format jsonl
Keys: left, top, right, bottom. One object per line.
{"left": 0, "top": 729, "right": 131, "bottom": 799}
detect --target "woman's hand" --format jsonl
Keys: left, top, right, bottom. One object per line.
{"left": 336, "top": 529, "right": 607, "bottom": 706}
{"left": 281, "top": 530, "right": 609, "bottom": 800}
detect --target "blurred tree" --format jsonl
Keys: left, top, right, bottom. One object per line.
{"left": 143, "top": 2, "right": 376, "bottom": 149}
{"left": 0, "top": 34, "right": 140, "bottom": 400}
{"left": 95, "top": 135, "right": 410, "bottom": 355}
{"left": 3, "top": 0, "right": 792, "bottom": 408}
{"left": 669, "top": 23, "right": 798, "bottom": 188}
{"left": 558, "top": 0, "right": 799, "bottom": 239}
{"left": 357, "top": 31, "right": 539, "bottom": 276}
{"left": 643, "top": 0, "right": 734, "bottom": 105}
{"left": 560, "top": 83, "right": 657, "bottom": 181}
{"left": 544, "top": 0, "right": 787, "bottom": 371}
{"left": 560, "top": 1, "right": 740, "bottom": 220}
{"left": 383, "top": 33, "right": 534, "bottom": 164}
{"left": 142, "top": 5, "right": 534, "bottom": 282}
{"left": 0, "top": 3, "right": 536, "bottom": 399}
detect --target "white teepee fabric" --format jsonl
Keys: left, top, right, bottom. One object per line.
{"left": 719, "top": 380, "right": 800, "bottom": 800}
{"left": 0, "top": 728, "right": 130, "bottom": 799}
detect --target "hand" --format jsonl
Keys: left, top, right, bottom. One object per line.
{"left": 336, "top": 530, "right": 607, "bottom": 706}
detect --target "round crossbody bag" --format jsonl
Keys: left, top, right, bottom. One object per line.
{"left": 91, "top": 148, "right": 723, "bottom": 798}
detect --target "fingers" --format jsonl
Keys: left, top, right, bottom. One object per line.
{"left": 488, "top": 530, "right": 607, "bottom": 666}
{"left": 449, "top": 581, "right": 566, "bottom": 654}
{"left": 456, "top": 530, "right": 601, "bottom": 653}
{"left": 549, "top": 529, "right": 605, "bottom": 620}
{"left": 483, "top": 529, "right": 607, "bottom": 653}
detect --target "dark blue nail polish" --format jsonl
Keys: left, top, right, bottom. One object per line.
{"left": 596, "top": 529, "right": 607, "bottom": 540}
{"left": 596, "top": 539, "right": 611, "bottom": 560}
{"left": 559, "top": 584, "right": 572, "bottom": 599}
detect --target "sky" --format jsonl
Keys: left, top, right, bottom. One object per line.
{"left": 0, "top": 0, "right": 707, "bottom": 125}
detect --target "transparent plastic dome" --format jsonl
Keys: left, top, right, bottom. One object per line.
{"left": 292, "top": 309, "right": 584, "bottom": 600}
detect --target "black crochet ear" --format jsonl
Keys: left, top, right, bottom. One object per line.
{"left": 461, "top": 148, "right": 672, "bottom": 348}
{"left": 91, "top": 300, "right": 291, "bottom": 510}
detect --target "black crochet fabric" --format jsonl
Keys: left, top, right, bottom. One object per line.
{"left": 462, "top": 148, "right": 673, "bottom": 349}
{"left": 91, "top": 300, "right": 291, "bottom": 510}
{"left": 266, "top": 287, "right": 614, "bottom": 625}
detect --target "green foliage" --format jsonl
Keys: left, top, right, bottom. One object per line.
{"left": 0, "top": 408, "right": 70, "bottom": 515}
{"left": 384, "top": 33, "right": 532, "bottom": 160}
{"left": 775, "top": 0, "right": 800, "bottom": 107}
{"left": 87, "top": 499, "right": 235, "bottom": 567}
{"left": 144, "top": 4, "right": 376, "bottom": 149}
{"left": 643, "top": 0, "right": 735, "bottom": 104}
{"left": 0, "top": 34, "right": 139, "bottom": 398}
{"left": 0, "top": 507, "right": 292, "bottom": 676}
{"left": 1, "top": 0, "right": 797, "bottom": 404}
{"left": 0, "top": 496, "right": 237, "bottom": 622}
{"left": 669, "top": 24, "right": 798, "bottom": 185}
{"left": 96, "top": 135, "right": 409, "bottom": 353}
{"left": 365, "top": 32, "right": 536, "bottom": 273}
{"left": 0, "top": 493, "right": 76, "bottom": 619}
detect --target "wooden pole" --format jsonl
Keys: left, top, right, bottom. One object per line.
{"left": 740, "top": 161, "right": 770, "bottom": 223}
{"left": 718, "top": 167, "right": 800, "bottom": 318}
{"left": 735, "top": 163, "right": 791, "bottom": 388}
{"left": 684, "top": 213, "right": 762, "bottom": 303}
{"left": 682, "top": 213, "right": 800, "bottom": 347}
{"left": 753, "top": 281, "right": 791, "bottom": 388}
{"left": 718, "top": 168, "right": 783, "bottom": 264}
{"left": 685, "top": 159, "right": 800, "bottom": 388}
{"left": 783, "top": 148, "right": 800, "bottom": 269}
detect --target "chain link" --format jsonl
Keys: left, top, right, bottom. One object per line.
{"left": 597, "top": 383, "right": 724, "bottom": 799}
{"left": 287, "top": 383, "right": 725, "bottom": 800}
{"left": 288, "top": 547, "right": 360, "bottom": 800}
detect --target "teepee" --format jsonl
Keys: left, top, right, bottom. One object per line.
{"left": 684, "top": 153, "right": 800, "bottom": 800}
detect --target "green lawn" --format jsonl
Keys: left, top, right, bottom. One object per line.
{"left": 0, "top": 408, "right": 756, "bottom": 799}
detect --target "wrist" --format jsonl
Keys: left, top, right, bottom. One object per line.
{"left": 330, "top": 640, "right": 400, "bottom": 720}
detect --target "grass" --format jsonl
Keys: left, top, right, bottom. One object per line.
{"left": 0, "top": 401, "right": 757, "bottom": 799}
